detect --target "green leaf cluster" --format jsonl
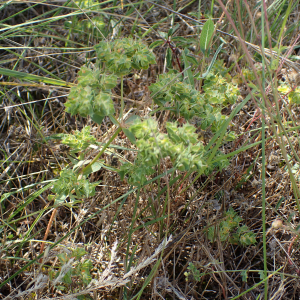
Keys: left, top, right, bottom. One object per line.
{"left": 64, "top": 0, "right": 109, "bottom": 43}
{"left": 50, "top": 248, "right": 93, "bottom": 292}
{"left": 184, "top": 262, "right": 202, "bottom": 282}
{"left": 65, "top": 66, "right": 116, "bottom": 117}
{"left": 64, "top": 16, "right": 108, "bottom": 41}
{"left": 207, "top": 207, "right": 256, "bottom": 246}
{"left": 65, "top": 38, "right": 155, "bottom": 120}
{"left": 202, "top": 73, "right": 240, "bottom": 105}
{"left": 278, "top": 84, "right": 300, "bottom": 104}
{"left": 62, "top": 37, "right": 236, "bottom": 194}
{"left": 149, "top": 72, "right": 208, "bottom": 120}
{"left": 95, "top": 38, "right": 156, "bottom": 75}
{"left": 119, "top": 119, "right": 209, "bottom": 185}
{"left": 62, "top": 126, "right": 96, "bottom": 153}
{"left": 210, "top": 59, "right": 230, "bottom": 77}
{"left": 52, "top": 169, "right": 98, "bottom": 204}
{"left": 149, "top": 71, "right": 238, "bottom": 134}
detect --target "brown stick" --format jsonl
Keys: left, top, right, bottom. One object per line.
{"left": 39, "top": 207, "right": 57, "bottom": 263}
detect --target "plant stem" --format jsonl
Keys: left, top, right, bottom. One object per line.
{"left": 260, "top": 4, "right": 268, "bottom": 298}
{"left": 80, "top": 126, "right": 122, "bottom": 175}
{"left": 39, "top": 207, "right": 57, "bottom": 263}
{"left": 120, "top": 75, "right": 124, "bottom": 121}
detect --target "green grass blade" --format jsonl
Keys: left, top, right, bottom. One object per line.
{"left": 0, "top": 68, "right": 74, "bottom": 87}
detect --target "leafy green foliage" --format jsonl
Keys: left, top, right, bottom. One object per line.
{"left": 202, "top": 73, "right": 240, "bottom": 105}
{"left": 149, "top": 72, "right": 207, "bottom": 120}
{"left": 65, "top": 66, "right": 116, "bottom": 118}
{"left": 200, "top": 18, "right": 215, "bottom": 56}
{"left": 51, "top": 169, "right": 98, "bottom": 205}
{"left": 149, "top": 70, "right": 239, "bottom": 135}
{"left": 241, "top": 269, "right": 248, "bottom": 282}
{"left": 64, "top": 0, "right": 109, "bottom": 41}
{"left": 63, "top": 40, "right": 239, "bottom": 187}
{"left": 119, "top": 118, "right": 220, "bottom": 185}
{"left": 49, "top": 248, "right": 93, "bottom": 293}
{"left": 64, "top": 16, "right": 108, "bottom": 41}
{"left": 65, "top": 38, "right": 156, "bottom": 120}
{"left": 63, "top": 38, "right": 237, "bottom": 194}
{"left": 184, "top": 262, "right": 202, "bottom": 282}
{"left": 62, "top": 126, "right": 96, "bottom": 153}
{"left": 278, "top": 85, "right": 300, "bottom": 104}
{"left": 207, "top": 207, "right": 256, "bottom": 246}
{"left": 94, "top": 38, "right": 156, "bottom": 75}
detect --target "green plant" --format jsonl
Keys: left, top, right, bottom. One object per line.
{"left": 49, "top": 247, "right": 93, "bottom": 297}
{"left": 149, "top": 69, "right": 239, "bottom": 126}
{"left": 2, "top": 1, "right": 300, "bottom": 298}
{"left": 61, "top": 126, "right": 97, "bottom": 155}
{"left": 64, "top": 0, "right": 109, "bottom": 42}
{"left": 65, "top": 66, "right": 117, "bottom": 122}
{"left": 62, "top": 37, "right": 239, "bottom": 187}
{"left": 65, "top": 38, "right": 155, "bottom": 124}
{"left": 278, "top": 84, "right": 300, "bottom": 104}
{"left": 47, "top": 126, "right": 100, "bottom": 206}
{"left": 207, "top": 207, "right": 256, "bottom": 246}
{"left": 184, "top": 262, "right": 202, "bottom": 282}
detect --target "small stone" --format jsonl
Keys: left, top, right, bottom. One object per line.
{"left": 272, "top": 219, "right": 283, "bottom": 229}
